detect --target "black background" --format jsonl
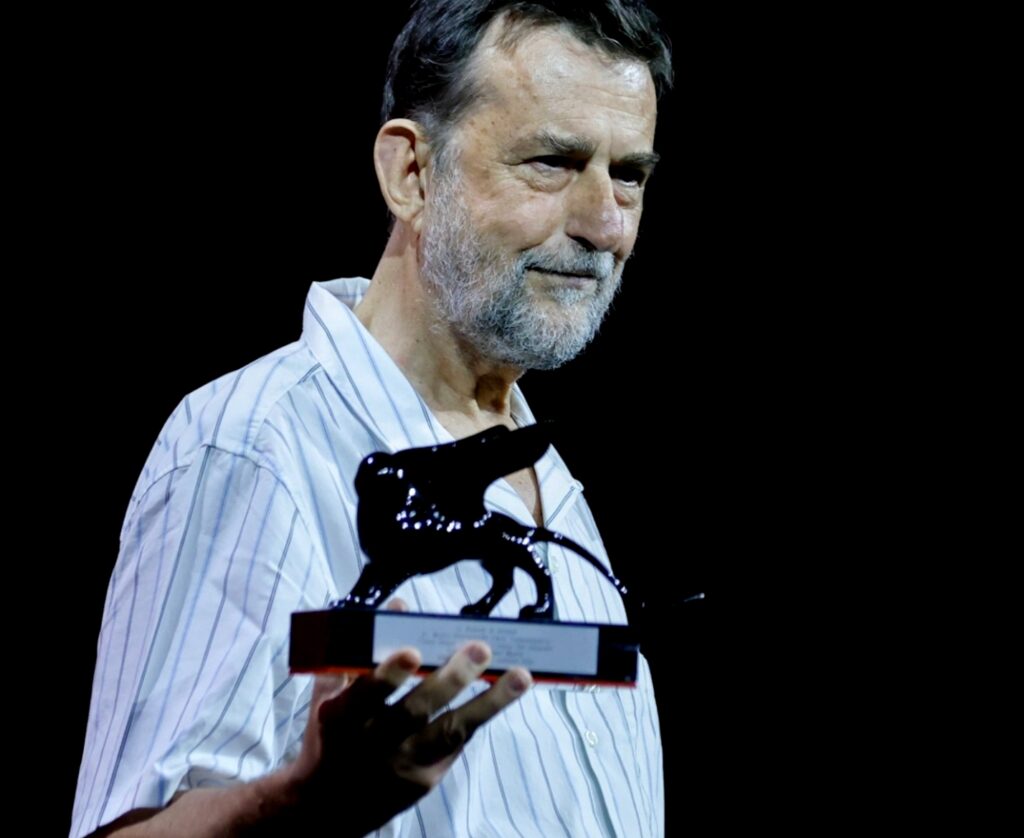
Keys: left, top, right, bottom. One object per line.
{"left": 34, "top": 3, "right": 886, "bottom": 834}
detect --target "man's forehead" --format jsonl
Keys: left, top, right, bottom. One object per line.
{"left": 488, "top": 23, "right": 643, "bottom": 74}
{"left": 457, "top": 21, "right": 657, "bottom": 153}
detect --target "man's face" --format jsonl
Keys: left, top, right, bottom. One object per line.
{"left": 419, "top": 23, "right": 658, "bottom": 370}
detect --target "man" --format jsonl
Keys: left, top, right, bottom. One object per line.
{"left": 71, "top": 1, "right": 672, "bottom": 835}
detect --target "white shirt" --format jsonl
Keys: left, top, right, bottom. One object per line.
{"left": 71, "top": 277, "right": 664, "bottom": 837}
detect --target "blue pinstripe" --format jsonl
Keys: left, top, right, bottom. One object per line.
{"left": 168, "top": 473, "right": 269, "bottom": 748}
{"left": 552, "top": 691, "right": 616, "bottom": 833}
{"left": 593, "top": 698, "right": 646, "bottom": 828}
{"left": 512, "top": 699, "right": 574, "bottom": 836}
{"left": 184, "top": 502, "right": 297, "bottom": 768}
{"left": 484, "top": 723, "right": 531, "bottom": 838}
{"left": 143, "top": 453, "right": 256, "bottom": 804}
{"left": 96, "top": 446, "right": 217, "bottom": 822}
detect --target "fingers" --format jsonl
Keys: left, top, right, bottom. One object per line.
{"left": 400, "top": 642, "right": 492, "bottom": 722}
{"left": 318, "top": 640, "right": 532, "bottom": 769}
{"left": 409, "top": 666, "right": 533, "bottom": 765}
{"left": 380, "top": 644, "right": 532, "bottom": 766}
{"left": 357, "top": 641, "right": 492, "bottom": 749}
{"left": 385, "top": 597, "right": 410, "bottom": 612}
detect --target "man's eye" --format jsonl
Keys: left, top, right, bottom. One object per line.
{"left": 611, "top": 166, "right": 647, "bottom": 187}
{"left": 530, "top": 156, "right": 574, "bottom": 171}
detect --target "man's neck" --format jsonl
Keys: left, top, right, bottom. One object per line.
{"left": 355, "top": 233, "right": 524, "bottom": 434}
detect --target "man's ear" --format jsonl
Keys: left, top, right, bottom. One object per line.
{"left": 373, "top": 119, "right": 433, "bottom": 235}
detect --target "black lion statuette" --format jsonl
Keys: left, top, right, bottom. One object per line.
{"left": 332, "top": 423, "right": 627, "bottom": 620}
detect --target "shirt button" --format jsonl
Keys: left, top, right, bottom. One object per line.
{"left": 584, "top": 729, "right": 599, "bottom": 747}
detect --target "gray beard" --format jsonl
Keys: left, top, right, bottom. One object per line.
{"left": 419, "top": 164, "right": 622, "bottom": 371}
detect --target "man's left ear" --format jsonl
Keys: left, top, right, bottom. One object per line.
{"left": 373, "top": 119, "right": 433, "bottom": 234}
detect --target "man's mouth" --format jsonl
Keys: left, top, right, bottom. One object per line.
{"left": 531, "top": 268, "right": 598, "bottom": 281}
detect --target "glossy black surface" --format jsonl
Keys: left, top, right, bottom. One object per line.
{"left": 333, "top": 424, "right": 628, "bottom": 620}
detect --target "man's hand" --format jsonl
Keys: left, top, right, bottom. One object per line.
{"left": 281, "top": 640, "right": 531, "bottom": 835}
{"left": 276, "top": 600, "right": 531, "bottom": 835}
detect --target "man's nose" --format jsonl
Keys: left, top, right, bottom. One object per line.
{"left": 565, "top": 168, "right": 625, "bottom": 254}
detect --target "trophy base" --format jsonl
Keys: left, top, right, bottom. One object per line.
{"left": 290, "top": 608, "right": 639, "bottom": 687}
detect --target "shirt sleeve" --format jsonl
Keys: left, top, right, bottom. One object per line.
{"left": 70, "top": 445, "right": 331, "bottom": 838}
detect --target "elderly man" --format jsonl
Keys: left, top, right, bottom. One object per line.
{"left": 71, "top": 1, "right": 672, "bottom": 835}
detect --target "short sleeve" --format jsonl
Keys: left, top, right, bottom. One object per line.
{"left": 71, "top": 446, "right": 332, "bottom": 838}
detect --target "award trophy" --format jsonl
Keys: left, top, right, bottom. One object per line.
{"left": 289, "top": 424, "right": 639, "bottom": 687}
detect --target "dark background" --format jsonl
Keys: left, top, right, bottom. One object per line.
{"left": 35, "top": 3, "right": 880, "bottom": 834}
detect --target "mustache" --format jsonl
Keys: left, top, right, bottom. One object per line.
{"left": 519, "top": 248, "right": 615, "bottom": 282}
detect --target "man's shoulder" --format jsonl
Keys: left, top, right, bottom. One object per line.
{"left": 128, "top": 338, "right": 327, "bottom": 506}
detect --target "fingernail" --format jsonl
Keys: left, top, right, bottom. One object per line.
{"left": 467, "top": 643, "right": 489, "bottom": 665}
{"left": 508, "top": 670, "right": 532, "bottom": 694}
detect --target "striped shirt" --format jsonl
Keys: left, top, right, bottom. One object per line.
{"left": 71, "top": 277, "right": 664, "bottom": 837}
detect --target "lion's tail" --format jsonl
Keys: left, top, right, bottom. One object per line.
{"left": 530, "top": 528, "right": 629, "bottom": 599}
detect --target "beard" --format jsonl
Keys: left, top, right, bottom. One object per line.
{"left": 419, "top": 161, "right": 623, "bottom": 371}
